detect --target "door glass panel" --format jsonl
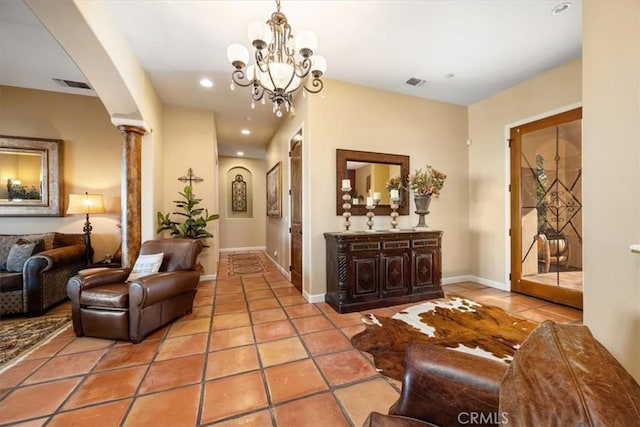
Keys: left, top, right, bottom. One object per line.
{"left": 520, "top": 119, "right": 582, "bottom": 291}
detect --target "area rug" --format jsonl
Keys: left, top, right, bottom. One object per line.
{"left": 0, "top": 314, "right": 71, "bottom": 366}
{"left": 351, "top": 297, "right": 537, "bottom": 381}
{"left": 227, "top": 253, "right": 267, "bottom": 275}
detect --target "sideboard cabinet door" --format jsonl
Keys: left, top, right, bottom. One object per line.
{"left": 350, "top": 252, "right": 380, "bottom": 302}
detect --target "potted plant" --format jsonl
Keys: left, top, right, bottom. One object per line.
{"left": 156, "top": 185, "right": 219, "bottom": 244}
{"left": 406, "top": 165, "right": 447, "bottom": 229}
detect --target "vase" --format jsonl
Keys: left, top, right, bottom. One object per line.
{"left": 413, "top": 194, "right": 432, "bottom": 229}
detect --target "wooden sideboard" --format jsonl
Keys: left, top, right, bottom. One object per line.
{"left": 324, "top": 230, "right": 443, "bottom": 313}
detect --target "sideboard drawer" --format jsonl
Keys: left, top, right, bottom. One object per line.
{"left": 383, "top": 240, "right": 410, "bottom": 250}
{"left": 350, "top": 241, "right": 381, "bottom": 252}
{"left": 412, "top": 238, "right": 438, "bottom": 248}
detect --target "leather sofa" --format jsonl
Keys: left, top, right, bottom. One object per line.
{"left": 364, "top": 320, "right": 640, "bottom": 426}
{"left": 0, "top": 232, "right": 85, "bottom": 315}
{"left": 67, "top": 238, "right": 203, "bottom": 343}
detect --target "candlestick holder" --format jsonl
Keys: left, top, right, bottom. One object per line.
{"left": 365, "top": 204, "right": 376, "bottom": 232}
{"left": 342, "top": 187, "right": 352, "bottom": 231}
{"left": 389, "top": 195, "right": 400, "bottom": 231}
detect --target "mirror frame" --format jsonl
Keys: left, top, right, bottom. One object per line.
{"left": 336, "top": 149, "right": 410, "bottom": 216}
{"left": 0, "top": 135, "right": 63, "bottom": 217}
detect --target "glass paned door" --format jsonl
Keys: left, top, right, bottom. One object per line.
{"left": 510, "top": 108, "right": 582, "bottom": 309}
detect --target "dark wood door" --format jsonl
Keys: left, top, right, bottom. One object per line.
{"left": 290, "top": 136, "right": 303, "bottom": 293}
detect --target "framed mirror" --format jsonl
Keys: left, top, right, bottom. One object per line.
{"left": 336, "top": 149, "right": 409, "bottom": 216}
{"left": 0, "top": 135, "right": 63, "bottom": 216}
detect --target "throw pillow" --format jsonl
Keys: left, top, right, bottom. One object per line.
{"left": 127, "top": 253, "right": 164, "bottom": 282}
{"left": 17, "top": 238, "right": 45, "bottom": 254}
{"left": 6, "top": 242, "right": 37, "bottom": 272}
{"left": 0, "top": 236, "right": 21, "bottom": 270}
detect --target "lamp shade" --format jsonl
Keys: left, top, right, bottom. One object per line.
{"left": 294, "top": 30, "right": 317, "bottom": 54}
{"left": 227, "top": 43, "right": 249, "bottom": 68}
{"left": 67, "top": 193, "right": 106, "bottom": 215}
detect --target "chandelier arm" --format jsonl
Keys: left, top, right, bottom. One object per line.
{"left": 293, "top": 58, "right": 312, "bottom": 79}
{"left": 251, "top": 84, "right": 266, "bottom": 101}
{"left": 231, "top": 69, "right": 256, "bottom": 88}
{"left": 304, "top": 78, "right": 324, "bottom": 94}
{"left": 255, "top": 50, "right": 269, "bottom": 72}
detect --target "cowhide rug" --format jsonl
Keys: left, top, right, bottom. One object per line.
{"left": 351, "top": 297, "right": 537, "bottom": 381}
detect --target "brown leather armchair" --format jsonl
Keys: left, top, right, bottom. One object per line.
{"left": 67, "top": 239, "right": 203, "bottom": 343}
{"left": 364, "top": 320, "right": 640, "bottom": 427}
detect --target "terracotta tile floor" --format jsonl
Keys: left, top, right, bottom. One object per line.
{"left": 0, "top": 252, "right": 582, "bottom": 426}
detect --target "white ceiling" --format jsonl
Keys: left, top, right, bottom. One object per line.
{"left": 0, "top": 0, "right": 582, "bottom": 158}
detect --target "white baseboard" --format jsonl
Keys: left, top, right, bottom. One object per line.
{"left": 304, "top": 291, "right": 325, "bottom": 304}
{"left": 219, "top": 246, "right": 266, "bottom": 253}
{"left": 442, "top": 275, "right": 510, "bottom": 291}
{"left": 200, "top": 274, "right": 216, "bottom": 281}
{"left": 442, "top": 275, "right": 474, "bottom": 285}
{"left": 265, "top": 253, "right": 291, "bottom": 281}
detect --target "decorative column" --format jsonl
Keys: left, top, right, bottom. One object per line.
{"left": 111, "top": 116, "right": 151, "bottom": 269}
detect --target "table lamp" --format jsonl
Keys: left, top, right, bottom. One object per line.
{"left": 67, "top": 192, "right": 105, "bottom": 265}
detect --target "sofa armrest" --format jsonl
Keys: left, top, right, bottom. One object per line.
{"left": 24, "top": 244, "right": 85, "bottom": 275}
{"left": 67, "top": 268, "right": 131, "bottom": 295}
{"left": 128, "top": 271, "right": 200, "bottom": 308}
{"left": 389, "top": 343, "right": 507, "bottom": 427}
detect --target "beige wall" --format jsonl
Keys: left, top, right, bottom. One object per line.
{"left": 265, "top": 97, "right": 308, "bottom": 281}
{"left": 0, "top": 86, "right": 122, "bottom": 258}
{"left": 467, "top": 58, "right": 582, "bottom": 286}
{"left": 162, "top": 107, "right": 219, "bottom": 275}
{"left": 218, "top": 156, "right": 267, "bottom": 250}
{"left": 583, "top": 0, "right": 640, "bottom": 381}
{"left": 265, "top": 79, "right": 469, "bottom": 298}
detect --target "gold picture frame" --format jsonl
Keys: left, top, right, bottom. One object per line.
{"left": 266, "top": 162, "right": 282, "bottom": 218}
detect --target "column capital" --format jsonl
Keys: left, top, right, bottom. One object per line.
{"left": 110, "top": 115, "right": 151, "bottom": 134}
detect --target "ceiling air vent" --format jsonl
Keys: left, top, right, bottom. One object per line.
{"left": 405, "top": 77, "right": 426, "bottom": 87}
{"left": 52, "top": 78, "right": 92, "bottom": 90}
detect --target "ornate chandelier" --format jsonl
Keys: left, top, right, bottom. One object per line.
{"left": 227, "top": 0, "right": 326, "bottom": 117}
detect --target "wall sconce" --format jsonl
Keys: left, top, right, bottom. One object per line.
{"left": 67, "top": 192, "right": 105, "bottom": 265}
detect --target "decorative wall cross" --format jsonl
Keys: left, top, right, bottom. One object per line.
{"left": 177, "top": 168, "right": 204, "bottom": 186}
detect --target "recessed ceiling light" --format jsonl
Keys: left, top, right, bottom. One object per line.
{"left": 241, "top": 129, "right": 250, "bottom": 135}
{"left": 551, "top": 2, "right": 572, "bottom": 15}
{"left": 237, "top": 151, "right": 245, "bottom": 156}
{"left": 199, "top": 78, "right": 213, "bottom": 88}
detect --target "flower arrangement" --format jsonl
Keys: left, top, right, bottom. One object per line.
{"left": 407, "top": 166, "right": 447, "bottom": 197}
{"left": 385, "top": 176, "right": 403, "bottom": 191}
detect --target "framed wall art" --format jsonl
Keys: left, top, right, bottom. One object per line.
{"left": 231, "top": 174, "right": 247, "bottom": 212}
{"left": 266, "top": 162, "right": 282, "bottom": 218}
{"left": 0, "top": 135, "right": 63, "bottom": 216}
